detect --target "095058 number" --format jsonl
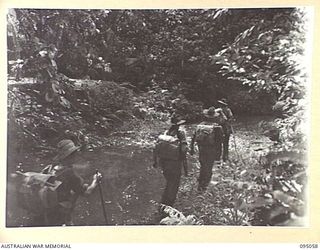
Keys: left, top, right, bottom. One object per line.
{"left": 300, "top": 244, "right": 318, "bottom": 248}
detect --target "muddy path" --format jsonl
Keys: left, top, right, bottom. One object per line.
{"left": 6, "top": 116, "right": 273, "bottom": 227}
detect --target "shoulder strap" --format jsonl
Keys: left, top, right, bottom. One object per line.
{"left": 41, "top": 164, "right": 54, "bottom": 174}
{"left": 177, "top": 129, "right": 187, "bottom": 143}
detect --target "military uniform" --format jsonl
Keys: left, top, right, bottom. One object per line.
{"left": 154, "top": 117, "right": 187, "bottom": 207}
{"left": 191, "top": 108, "right": 223, "bottom": 191}
{"left": 160, "top": 128, "right": 187, "bottom": 206}
{"left": 44, "top": 139, "right": 99, "bottom": 226}
{"left": 218, "top": 101, "right": 234, "bottom": 162}
{"left": 46, "top": 166, "right": 87, "bottom": 226}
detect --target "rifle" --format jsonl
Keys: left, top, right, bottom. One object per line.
{"left": 96, "top": 169, "right": 109, "bottom": 225}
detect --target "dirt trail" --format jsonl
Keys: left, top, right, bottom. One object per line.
{"left": 6, "top": 116, "right": 273, "bottom": 226}
{"left": 73, "top": 145, "right": 164, "bottom": 225}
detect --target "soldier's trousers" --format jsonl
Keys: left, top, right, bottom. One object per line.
{"left": 198, "top": 145, "right": 220, "bottom": 190}
{"left": 222, "top": 133, "right": 230, "bottom": 161}
{"left": 222, "top": 124, "right": 232, "bottom": 161}
{"left": 159, "top": 159, "right": 182, "bottom": 207}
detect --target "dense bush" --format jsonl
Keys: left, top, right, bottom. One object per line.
{"left": 7, "top": 77, "right": 134, "bottom": 165}
{"left": 211, "top": 7, "right": 309, "bottom": 225}
{"left": 8, "top": 8, "right": 300, "bottom": 114}
{"left": 228, "top": 90, "right": 276, "bottom": 115}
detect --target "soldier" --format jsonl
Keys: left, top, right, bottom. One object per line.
{"left": 43, "top": 139, "right": 101, "bottom": 226}
{"left": 217, "top": 98, "right": 235, "bottom": 162}
{"left": 190, "top": 107, "right": 224, "bottom": 191}
{"left": 153, "top": 116, "right": 188, "bottom": 207}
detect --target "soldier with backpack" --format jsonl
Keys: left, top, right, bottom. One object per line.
{"left": 190, "top": 107, "right": 224, "bottom": 191}
{"left": 153, "top": 116, "right": 188, "bottom": 207}
{"left": 17, "top": 139, "right": 101, "bottom": 226}
{"left": 217, "top": 98, "right": 235, "bottom": 162}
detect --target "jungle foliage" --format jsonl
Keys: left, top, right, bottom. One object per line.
{"left": 8, "top": 8, "right": 303, "bottom": 111}
{"left": 7, "top": 8, "right": 310, "bottom": 226}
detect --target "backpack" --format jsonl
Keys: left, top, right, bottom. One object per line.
{"left": 212, "top": 108, "right": 228, "bottom": 125}
{"left": 154, "top": 133, "right": 180, "bottom": 160}
{"left": 16, "top": 166, "right": 64, "bottom": 215}
{"left": 195, "top": 123, "right": 223, "bottom": 146}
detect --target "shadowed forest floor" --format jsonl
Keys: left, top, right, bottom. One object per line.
{"left": 6, "top": 116, "right": 274, "bottom": 226}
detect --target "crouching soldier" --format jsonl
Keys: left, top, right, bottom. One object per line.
{"left": 190, "top": 107, "right": 223, "bottom": 191}
{"left": 153, "top": 116, "right": 188, "bottom": 207}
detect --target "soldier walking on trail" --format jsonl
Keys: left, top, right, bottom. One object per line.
{"left": 46, "top": 139, "right": 102, "bottom": 226}
{"left": 153, "top": 116, "right": 188, "bottom": 207}
{"left": 17, "top": 139, "right": 102, "bottom": 226}
{"left": 190, "top": 107, "right": 224, "bottom": 191}
{"left": 217, "top": 98, "right": 235, "bottom": 162}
